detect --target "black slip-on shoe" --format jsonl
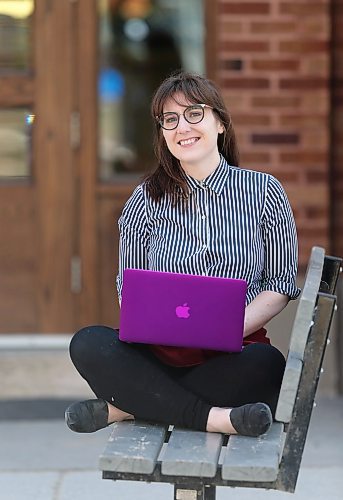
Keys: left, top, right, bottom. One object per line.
{"left": 65, "top": 398, "right": 109, "bottom": 433}
{"left": 230, "top": 402, "right": 272, "bottom": 437}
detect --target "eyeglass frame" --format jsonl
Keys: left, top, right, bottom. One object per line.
{"left": 156, "top": 103, "right": 213, "bottom": 130}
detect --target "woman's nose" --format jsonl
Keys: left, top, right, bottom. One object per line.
{"left": 176, "top": 114, "right": 192, "bottom": 132}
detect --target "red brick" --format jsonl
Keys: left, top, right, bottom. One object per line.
{"left": 221, "top": 78, "right": 270, "bottom": 89}
{"left": 223, "top": 95, "right": 246, "bottom": 109}
{"left": 300, "top": 20, "right": 329, "bottom": 36}
{"left": 273, "top": 172, "right": 300, "bottom": 183}
{"left": 252, "top": 133, "right": 299, "bottom": 145}
{"left": 280, "top": 114, "right": 327, "bottom": 127}
{"left": 241, "top": 152, "right": 271, "bottom": 163}
{"left": 220, "top": 40, "right": 269, "bottom": 52}
{"left": 301, "top": 93, "right": 329, "bottom": 111}
{"left": 219, "top": 59, "right": 243, "bottom": 71}
{"left": 280, "top": 152, "right": 327, "bottom": 164}
{"left": 219, "top": 2, "right": 270, "bottom": 15}
{"left": 250, "top": 21, "right": 296, "bottom": 34}
{"left": 305, "top": 207, "right": 329, "bottom": 219}
{"left": 252, "top": 96, "right": 301, "bottom": 107}
{"left": 306, "top": 171, "right": 328, "bottom": 183}
{"left": 279, "top": 2, "right": 328, "bottom": 16}
{"left": 251, "top": 59, "right": 300, "bottom": 71}
{"left": 220, "top": 21, "right": 244, "bottom": 34}
{"left": 234, "top": 114, "right": 271, "bottom": 126}
{"left": 279, "top": 78, "right": 328, "bottom": 90}
{"left": 279, "top": 40, "right": 328, "bottom": 54}
{"left": 301, "top": 131, "right": 329, "bottom": 149}
{"left": 304, "top": 57, "right": 329, "bottom": 77}
{"left": 299, "top": 228, "right": 329, "bottom": 239}
{"left": 288, "top": 185, "right": 328, "bottom": 208}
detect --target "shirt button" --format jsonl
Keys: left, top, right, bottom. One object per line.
{"left": 202, "top": 215, "right": 206, "bottom": 219}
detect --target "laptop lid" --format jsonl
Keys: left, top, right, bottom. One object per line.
{"left": 119, "top": 269, "right": 247, "bottom": 352}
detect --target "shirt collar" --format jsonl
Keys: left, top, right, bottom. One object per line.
{"left": 184, "top": 155, "right": 231, "bottom": 195}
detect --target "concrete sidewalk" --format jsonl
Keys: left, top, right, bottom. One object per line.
{"left": 0, "top": 396, "right": 342, "bottom": 500}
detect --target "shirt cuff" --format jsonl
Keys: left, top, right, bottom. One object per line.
{"left": 261, "top": 280, "right": 301, "bottom": 300}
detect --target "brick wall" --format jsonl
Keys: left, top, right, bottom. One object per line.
{"left": 213, "top": 0, "right": 331, "bottom": 268}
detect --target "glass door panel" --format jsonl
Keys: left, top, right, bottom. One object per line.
{"left": 98, "top": 0, "right": 204, "bottom": 181}
{"left": 0, "top": 108, "right": 33, "bottom": 177}
{"left": 0, "top": 1, "right": 34, "bottom": 179}
{"left": 0, "top": 0, "right": 34, "bottom": 71}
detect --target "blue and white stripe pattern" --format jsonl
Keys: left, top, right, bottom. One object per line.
{"left": 116, "top": 156, "right": 300, "bottom": 305}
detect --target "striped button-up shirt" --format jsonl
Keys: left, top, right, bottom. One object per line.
{"left": 116, "top": 156, "right": 300, "bottom": 305}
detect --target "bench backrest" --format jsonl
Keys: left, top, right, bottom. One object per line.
{"left": 276, "top": 248, "right": 342, "bottom": 424}
{"left": 275, "top": 248, "right": 342, "bottom": 492}
{"left": 275, "top": 246, "right": 324, "bottom": 423}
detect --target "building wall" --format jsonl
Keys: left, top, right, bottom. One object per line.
{"left": 213, "top": 0, "right": 331, "bottom": 268}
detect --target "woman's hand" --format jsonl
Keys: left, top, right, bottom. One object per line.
{"left": 243, "top": 291, "right": 289, "bottom": 337}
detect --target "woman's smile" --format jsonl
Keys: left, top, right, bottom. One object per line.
{"left": 178, "top": 137, "right": 200, "bottom": 147}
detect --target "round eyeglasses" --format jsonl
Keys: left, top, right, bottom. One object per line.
{"left": 157, "top": 104, "right": 212, "bottom": 130}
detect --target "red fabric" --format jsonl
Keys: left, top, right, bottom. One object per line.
{"left": 150, "top": 328, "right": 270, "bottom": 367}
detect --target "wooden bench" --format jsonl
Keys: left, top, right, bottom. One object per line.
{"left": 99, "top": 247, "right": 342, "bottom": 499}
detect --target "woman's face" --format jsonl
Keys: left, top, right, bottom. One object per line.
{"left": 161, "top": 92, "right": 224, "bottom": 171}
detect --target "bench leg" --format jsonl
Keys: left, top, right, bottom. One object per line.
{"left": 174, "top": 484, "right": 216, "bottom": 500}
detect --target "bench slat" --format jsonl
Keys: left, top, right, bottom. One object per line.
{"left": 288, "top": 246, "right": 324, "bottom": 361}
{"left": 275, "top": 356, "right": 303, "bottom": 423}
{"left": 99, "top": 421, "right": 167, "bottom": 474}
{"left": 161, "top": 429, "right": 223, "bottom": 478}
{"left": 221, "top": 422, "right": 284, "bottom": 482}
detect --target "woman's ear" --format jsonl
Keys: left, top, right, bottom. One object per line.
{"left": 218, "top": 122, "right": 225, "bottom": 134}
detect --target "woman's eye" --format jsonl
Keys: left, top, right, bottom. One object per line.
{"left": 189, "top": 111, "right": 202, "bottom": 118}
{"left": 165, "top": 115, "right": 178, "bottom": 124}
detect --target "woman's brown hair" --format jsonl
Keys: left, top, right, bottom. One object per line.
{"left": 145, "top": 71, "right": 240, "bottom": 202}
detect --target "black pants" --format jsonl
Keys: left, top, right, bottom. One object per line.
{"left": 70, "top": 325, "right": 285, "bottom": 432}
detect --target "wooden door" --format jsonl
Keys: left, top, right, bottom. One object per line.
{"left": 0, "top": 0, "right": 211, "bottom": 333}
{"left": 0, "top": 0, "right": 80, "bottom": 332}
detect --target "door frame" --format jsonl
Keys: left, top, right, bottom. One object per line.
{"left": 34, "top": 0, "right": 78, "bottom": 331}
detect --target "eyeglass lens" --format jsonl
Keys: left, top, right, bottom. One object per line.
{"left": 160, "top": 105, "right": 205, "bottom": 130}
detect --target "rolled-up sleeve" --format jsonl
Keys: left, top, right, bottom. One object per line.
{"left": 261, "top": 176, "right": 301, "bottom": 300}
{"left": 116, "top": 185, "right": 149, "bottom": 305}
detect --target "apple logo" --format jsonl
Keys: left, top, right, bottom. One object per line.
{"left": 175, "top": 303, "right": 190, "bottom": 319}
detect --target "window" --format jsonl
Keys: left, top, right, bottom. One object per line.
{"left": 0, "top": 1, "right": 34, "bottom": 178}
{"left": 98, "top": 0, "right": 204, "bottom": 181}
{"left": 0, "top": 0, "right": 33, "bottom": 71}
{"left": 0, "top": 108, "right": 33, "bottom": 178}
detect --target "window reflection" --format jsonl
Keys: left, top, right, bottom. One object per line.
{"left": 98, "top": 0, "right": 204, "bottom": 180}
{"left": 0, "top": 0, "right": 34, "bottom": 70}
{"left": 0, "top": 109, "right": 33, "bottom": 178}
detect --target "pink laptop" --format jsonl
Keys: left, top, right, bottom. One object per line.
{"left": 119, "top": 269, "right": 247, "bottom": 352}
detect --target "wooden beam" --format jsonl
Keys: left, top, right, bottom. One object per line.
{"left": 0, "top": 76, "right": 34, "bottom": 106}
{"left": 34, "top": 0, "right": 75, "bottom": 331}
